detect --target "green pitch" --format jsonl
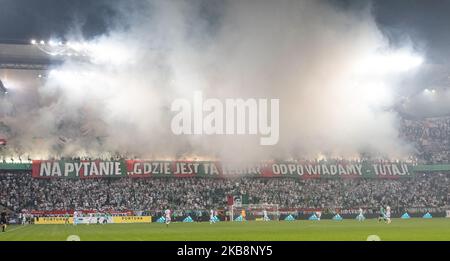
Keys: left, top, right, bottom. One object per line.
{"left": 1, "top": 218, "right": 450, "bottom": 241}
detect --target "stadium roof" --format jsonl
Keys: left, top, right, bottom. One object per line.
{"left": 0, "top": 43, "right": 63, "bottom": 70}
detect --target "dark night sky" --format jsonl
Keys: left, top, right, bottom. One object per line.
{"left": 373, "top": 0, "right": 450, "bottom": 64}
{"left": 0, "top": 0, "right": 118, "bottom": 41}
{"left": 0, "top": 0, "right": 450, "bottom": 63}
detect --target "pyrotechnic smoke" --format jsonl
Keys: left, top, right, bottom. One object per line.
{"left": 0, "top": 0, "right": 423, "bottom": 160}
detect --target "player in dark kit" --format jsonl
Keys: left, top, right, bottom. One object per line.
{"left": 378, "top": 206, "right": 386, "bottom": 222}
{"left": 64, "top": 212, "right": 70, "bottom": 225}
{"left": 1, "top": 211, "right": 8, "bottom": 232}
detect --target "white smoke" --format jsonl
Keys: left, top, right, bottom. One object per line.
{"left": 0, "top": 0, "right": 423, "bottom": 160}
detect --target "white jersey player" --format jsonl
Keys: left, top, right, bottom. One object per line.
{"left": 88, "top": 213, "right": 94, "bottom": 225}
{"left": 209, "top": 209, "right": 216, "bottom": 224}
{"left": 385, "top": 206, "right": 391, "bottom": 224}
{"left": 316, "top": 211, "right": 322, "bottom": 221}
{"left": 73, "top": 211, "right": 78, "bottom": 226}
{"left": 165, "top": 209, "right": 171, "bottom": 227}
{"left": 357, "top": 208, "right": 365, "bottom": 221}
{"left": 263, "top": 209, "right": 270, "bottom": 221}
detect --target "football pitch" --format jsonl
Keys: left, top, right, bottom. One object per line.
{"left": 1, "top": 218, "right": 449, "bottom": 241}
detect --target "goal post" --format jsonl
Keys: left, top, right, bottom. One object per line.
{"left": 229, "top": 203, "right": 280, "bottom": 221}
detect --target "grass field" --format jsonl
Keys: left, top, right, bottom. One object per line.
{"left": 1, "top": 218, "right": 450, "bottom": 241}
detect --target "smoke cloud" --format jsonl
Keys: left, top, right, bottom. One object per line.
{"left": 0, "top": 0, "right": 423, "bottom": 161}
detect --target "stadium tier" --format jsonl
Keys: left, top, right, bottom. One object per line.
{"left": 400, "top": 117, "right": 450, "bottom": 164}
{"left": 2, "top": 115, "right": 450, "bottom": 222}
{"left": 1, "top": 163, "right": 449, "bottom": 220}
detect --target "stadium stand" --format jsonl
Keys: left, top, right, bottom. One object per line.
{"left": 401, "top": 116, "right": 450, "bottom": 164}
{"left": 1, "top": 116, "right": 450, "bottom": 218}
{"left": 0, "top": 172, "right": 449, "bottom": 215}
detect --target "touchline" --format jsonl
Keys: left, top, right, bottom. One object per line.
{"left": 171, "top": 91, "right": 279, "bottom": 146}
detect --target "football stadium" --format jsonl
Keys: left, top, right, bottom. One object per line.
{"left": 1, "top": 0, "right": 450, "bottom": 244}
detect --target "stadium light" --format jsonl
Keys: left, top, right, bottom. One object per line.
{"left": 388, "top": 53, "right": 423, "bottom": 71}
{"left": 423, "top": 88, "right": 437, "bottom": 95}
{"left": 357, "top": 51, "right": 424, "bottom": 75}
{"left": 31, "top": 39, "right": 90, "bottom": 58}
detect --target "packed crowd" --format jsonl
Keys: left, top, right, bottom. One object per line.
{"left": 401, "top": 116, "right": 450, "bottom": 163}
{"left": 1, "top": 172, "right": 449, "bottom": 213}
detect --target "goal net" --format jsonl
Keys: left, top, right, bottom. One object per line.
{"left": 229, "top": 204, "right": 280, "bottom": 221}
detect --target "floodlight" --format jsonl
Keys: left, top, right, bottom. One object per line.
{"left": 358, "top": 51, "right": 424, "bottom": 75}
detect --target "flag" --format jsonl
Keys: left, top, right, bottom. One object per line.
{"left": 227, "top": 195, "right": 234, "bottom": 206}
{"left": 242, "top": 195, "right": 249, "bottom": 205}
{"left": 233, "top": 196, "right": 242, "bottom": 207}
